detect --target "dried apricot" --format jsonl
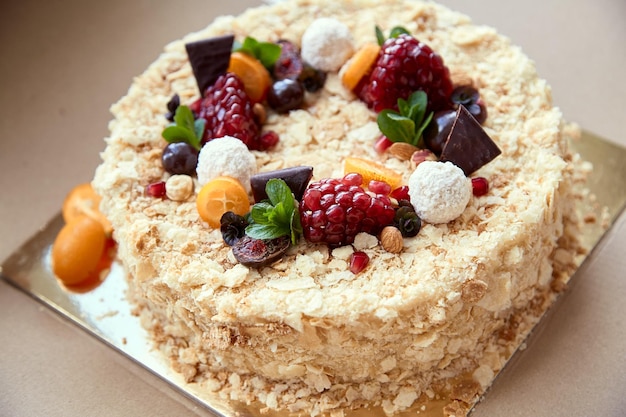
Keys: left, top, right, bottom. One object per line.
{"left": 52, "top": 215, "right": 107, "bottom": 286}
{"left": 228, "top": 52, "right": 272, "bottom": 103}
{"left": 343, "top": 156, "right": 403, "bottom": 190}
{"left": 341, "top": 43, "right": 380, "bottom": 91}
{"left": 62, "top": 183, "right": 113, "bottom": 236}
{"left": 196, "top": 176, "right": 250, "bottom": 228}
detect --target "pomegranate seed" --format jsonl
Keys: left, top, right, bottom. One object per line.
{"left": 374, "top": 135, "right": 394, "bottom": 154}
{"left": 349, "top": 251, "right": 370, "bottom": 274}
{"left": 390, "top": 185, "right": 410, "bottom": 201}
{"left": 471, "top": 177, "right": 489, "bottom": 197}
{"left": 368, "top": 180, "right": 392, "bottom": 195}
{"left": 145, "top": 181, "right": 167, "bottom": 198}
{"left": 258, "top": 131, "right": 280, "bottom": 150}
{"left": 342, "top": 172, "right": 363, "bottom": 186}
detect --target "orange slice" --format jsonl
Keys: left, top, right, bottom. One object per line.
{"left": 343, "top": 157, "right": 403, "bottom": 190}
{"left": 62, "top": 183, "right": 113, "bottom": 236}
{"left": 228, "top": 52, "right": 272, "bottom": 103}
{"left": 341, "top": 43, "right": 381, "bottom": 91}
{"left": 52, "top": 215, "right": 107, "bottom": 286}
{"left": 196, "top": 176, "right": 251, "bottom": 228}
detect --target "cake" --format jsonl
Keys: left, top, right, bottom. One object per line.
{"left": 92, "top": 0, "right": 589, "bottom": 415}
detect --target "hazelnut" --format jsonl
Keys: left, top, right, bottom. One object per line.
{"left": 410, "top": 149, "right": 437, "bottom": 169}
{"left": 253, "top": 103, "right": 266, "bottom": 125}
{"left": 388, "top": 142, "right": 418, "bottom": 161}
{"left": 165, "top": 174, "right": 194, "bottom": 201}
{"left": 380, "top": 226, "right": 403, "bottom": 253}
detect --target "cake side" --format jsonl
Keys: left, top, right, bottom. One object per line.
{"left": 92, "top": 0, "right": 588, "bottom": 415}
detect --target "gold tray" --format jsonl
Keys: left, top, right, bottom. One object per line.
{"left": 2, "top": 131, "right": 625, "bottom": 416}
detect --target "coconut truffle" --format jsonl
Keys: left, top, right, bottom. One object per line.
{"left": 196, "top": 136, "right": 257, "bottom": 191}
{"left": 301, "top": 17, "right": 354, "bottom": 72}
{"left": 408, "top": 161, "right": 471, "bottom": 224}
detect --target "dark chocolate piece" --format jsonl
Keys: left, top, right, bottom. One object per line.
{"left": 185, "top": 35, "right": 234, "bottom": 94}
{"left": 250, "top": 166, "right": 314, "bottom": 202}
{"left": 440, "top": 106, "right": 501, "bottom": 176}
{"left": 231, "top": 235, "right": 290, "bottom": 268}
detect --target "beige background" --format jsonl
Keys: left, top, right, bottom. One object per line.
{"left": 1, "top": 1, "right": 624, "bottom": 416}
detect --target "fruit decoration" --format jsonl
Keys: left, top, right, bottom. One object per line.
{"left": 341, "top": 42, "right": 380, "bottom": 91}
{"left": 161, "top": 142, "right": 199, "bottom": 176}
{"left": 232, "top": 235, "right": 291, "bottom": 268}
{"left": 227, "top": 51, "right": 272, "bottom": 103}
{"left": 196, "top": 176, "right": 250, "bottom": 228}
{"left": 349, "top": 251, "right": 370, "bottom": 274}
{"left": 471, "top": 177, "right": 490, "bottom": 197}
{"left": 343, "top": 157, "right": 402, "bottom": 190}
{"left": 220, "top": 211, "right": 249, "bottom": 246}
{"left": 357, "top": 27, "right": 453, "bottom": 113}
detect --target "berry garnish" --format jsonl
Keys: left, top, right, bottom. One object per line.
{"left": 161, "top": 142, "right": 199, "bottom": 176}
{"left": 349, "top": 251, "right": 370, "bottom": 274}
{"left": 343, "top": 157, "right": 402, "bottom": 190}
{"left": 246, "top": 179, "right": 302, "bottom": 245}
{"left": 439, "top": 106, "right": 501, "bottom": 176}
{"left": 165, "top": 94, "right": 180, "bottom": 121}
{"left": 220, "top": 211, "right": 249, "bottom": 246}
{"left": 185, "top": 35, "right": 234, "bottom": 94}
{"left": 250, "top": 166, "right": 313, "bottom": 203}
{"left": 145, "top": 181, "right": 167, "bottom": 198}
{"left": 298, "top": 63, "right": 327, "bottom": 92}
{"left": 367, "top": 180, "right": 391, "bottom": 195}
{"left": 300, "top": 174, "right": 396, "bottom": 246}
{"left": 231, "top": 235, "right": 291, "bottom": 268}
{"left": 450, "top": 86, "right": 487, "bottom": 124}
{"left": 377, "top": 90, "right": 433, "bottom": 147}
{"left": 373, "top": 135, "right": 394, "bottom": 154}
{"left": 198, "top": 73, "right": 261, "bottom": 149}
{"left": 161, "top": 105, "right": 205, "bottom": 151}
{"left": 358, "top": 32, "right": 453, "bottom": 113}
{"left": 471, "top": 177, "right": 489, "bottom": 197}
{"left": 258, "top": 130, "right": 280, "bottom": 151}
{"left": 393, "top": 205, "right": 422, "bottom": 237}
{"left": 389, "top": 185, "right": 410, "bottom": 202}
{"left": 267, "top": 79, "right": 305, "bottom": 113}
{"left": 273, "top": 40, "right": 304, "bottom": 80}
{"left": 422, "top": 109, "right": 456, "bottom": 156}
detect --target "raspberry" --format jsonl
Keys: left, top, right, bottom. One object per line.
{"left": 198, "top": 73, "right": 262, "bottom": 150}
{"left": 357, "top": 34, "right": 453, "bottom": 113}
{"left": 300, "top": 175, "right": 396, "bottom": 246}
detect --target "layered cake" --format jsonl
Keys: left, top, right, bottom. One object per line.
{"left": 92, "top": 0, "right": 589, "bottom": 415}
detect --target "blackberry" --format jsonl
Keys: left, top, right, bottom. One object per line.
{"left": 197, "top": 73, "right": 261, "bottom": 150}
{"left": 300, "top": 174, "right": 396, "bottom": 246}
{"left": 358, "top": 34, "right": 453, "bottom": 113}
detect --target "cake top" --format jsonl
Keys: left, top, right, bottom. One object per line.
{"left": 94, "top": 0, "right": 567, "bottom": 331}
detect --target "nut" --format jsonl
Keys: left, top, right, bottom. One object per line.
{"left": 461, "top": 279, "right": 488, "bottom": 303}
{"left": 380, "top": 226, "right": 403, "bottom": 253}
{"left": 388, "top": 142, "right": 418, "bottom": 161}
{"left": 449, "top": 69, "right": 475, "bottom": 88}
{"left": 165, "top": 174, "right": 194, "bottom": 201}
{"left": 253, "top": 102, "right": 266, "bottom": 125}
{"left": 410, "top": 149, "right": 437, "bottom": 169}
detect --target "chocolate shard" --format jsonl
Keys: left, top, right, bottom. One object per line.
{"left": 440, "top": 105, "right": 501, "bottom": 176}
{"left": 250, "top": 166, "right": 314, "bottom": 203}
{"left": 185, "top": 34, "right": 234, "bottom": 94}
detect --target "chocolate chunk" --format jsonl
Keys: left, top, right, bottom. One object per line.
{"left": 250, "top": 166, "right": 314, "bottom": 202}
{"left": 185, "top": 34, "right": 234, "bottom": 94}
{"left": 232, "top": 235, "right": 290, "bottom": 268}
{"left": 440, "top": 106, "right": 501, "bottom": 176}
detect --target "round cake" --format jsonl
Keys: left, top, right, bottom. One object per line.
{"left": 92, "top": 0, "right": 588, "bottom": 415}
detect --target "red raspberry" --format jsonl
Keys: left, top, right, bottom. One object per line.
{"left": 198, "top": 73, "right": 262, "bottom": 150}
{"left": 357, "top": 34, "right": 453, "bottom": 113}
{"left": 300, "top": 175, "right": 396, "bottom": 246}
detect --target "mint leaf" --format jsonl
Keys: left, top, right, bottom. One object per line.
{"left": 233, "top": 36, "right": 281, "bottom": 69}
{"left": 161, "top": 105, "right": 202, "bottom": 150}
{"left": 377, "top": 111, "right": 415, "bottom": 144}
{"left": 245, "top": 179, "right": 302, "bottom": 245}
{"left": 376, "top": 25, "right": 411, "bottom": 46}
{"left": 375, "top": 26, "right": 385, "bottom": 46}
{"left": 376, "top": 91, "right": 433, "bottom": 147}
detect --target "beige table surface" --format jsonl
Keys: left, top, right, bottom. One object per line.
{"left": 1, "top": 1, "right": 624, "bottom": 416}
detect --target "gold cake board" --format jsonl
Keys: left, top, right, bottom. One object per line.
{"left": 1, "top": 130, "right": 625, "bottom": 417}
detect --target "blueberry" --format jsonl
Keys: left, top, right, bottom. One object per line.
{"left": 161, "top": 142, "right": 198, "bottom": 175}
{"left": 267, "top": 79, "right": 305, "bottom": 113}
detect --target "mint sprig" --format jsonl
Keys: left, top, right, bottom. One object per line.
{"left": 233, "top": 36, "right": 281, "bottom": 69}
{"left": 161, "top": 105, "right": 205, "bottom": 151}
{"left": 245, "top": 179, "right": 302, "bottom": 245}
{"left": 377, "top": 91, "right": 433, "bottom": 147}
{"left": 375, "top": 25, "right": 410, "bottom": 46}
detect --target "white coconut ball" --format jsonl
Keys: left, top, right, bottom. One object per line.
{"left": 408, "top": 161, "right": 471, "bottom": 224}
{"left": 301, "top": 17, "right": 354, "bottom": 72}
{"left": 196, "top": 136, "right": 257, "bottom": 192}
